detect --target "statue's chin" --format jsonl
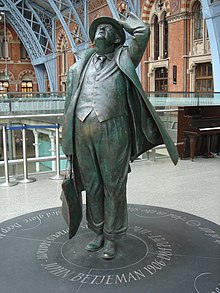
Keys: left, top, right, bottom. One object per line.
{"left": 94, "top": 39, "right": 108, "bottom": 53}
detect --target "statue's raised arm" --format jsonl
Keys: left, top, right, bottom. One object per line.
{"left": 119, "top": 12, "right": 150, "bottom": 67}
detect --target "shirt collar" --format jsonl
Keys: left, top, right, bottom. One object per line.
{"left": 95, "top": 51, "right": 114, "bottom": 61}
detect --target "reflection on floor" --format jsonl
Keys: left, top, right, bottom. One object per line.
{"left": 0, "top": 156, "right": 220, "bottom": 225}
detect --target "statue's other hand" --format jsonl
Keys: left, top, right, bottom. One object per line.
{"left": 118, "top": 12, "right": 143, "bottom": 36}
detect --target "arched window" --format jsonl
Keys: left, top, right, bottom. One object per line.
{"left": 0, "top": 80, "right": 9, "bottom": 91}
{"left": 193, "top": 1, "right": 203, "bottom": 40}
{"left": 60, "top": 37, "right": 68, "bottom": 75}
{"left": 20, "top": 43, "right": 29, "bottom": 59}
{"left": 0, "top": 30, "right": 8, "bottom": 59}
{"left": 154, "top": 16, "right": 159, "bottom": 60}
{"left": 163, "top": 14, "right": 168, "bottom": 58}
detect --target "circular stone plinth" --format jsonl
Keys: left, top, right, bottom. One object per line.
{"left": 0, "top": 205, "right": 220, "bottom": 293}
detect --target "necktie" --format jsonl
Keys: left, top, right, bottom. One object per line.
{"left": 94, "top": 55, "right": 106, "bottom": 71}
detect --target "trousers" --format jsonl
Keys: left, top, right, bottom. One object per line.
{"left": 75, "top": 110, "right": 131, "bottom": 240}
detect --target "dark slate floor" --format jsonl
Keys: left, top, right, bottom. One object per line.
{"left": 1, "top": 205, "right": 220, "bottom": 293}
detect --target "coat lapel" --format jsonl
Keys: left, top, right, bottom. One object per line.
{"left": 62, "top": 48, "right": 95, "bottom": 155}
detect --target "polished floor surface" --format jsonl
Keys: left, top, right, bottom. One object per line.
{"left": 0, "top": 155, "right": 220, "bottom": 293}
{"left": 0, "top": 155, "right": 219, "bottom": 225}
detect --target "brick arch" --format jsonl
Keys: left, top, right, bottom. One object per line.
{"left": 180, "top": 0, "right": 201, "bottom": 11}
{"left": 185, "top": 0, "right": 193, "bottom": 10}
{"left": 18, "top": 70, "right": 36, "bottom": 81}
{"left": 141, "top": 0, "right": 171, "bottom": 23}
{"left": 189, "top": 0, "right": 201, "bottom": 11}
{"left": 0, "top": 26, "right": 13, "bottom": 41}
{"left": 57, "top": 29, "right": 68, "bottom": 52}
{"left": 0, "top": 70, "right": 14, "bottom": 81}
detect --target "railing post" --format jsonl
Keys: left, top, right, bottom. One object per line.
{"left": 0, "top": 125, "right": 18, "bottom": 187}
{"left": 18, "top": 124, "right": 36, "bottom": 183}
{"left": 50, "top": 123, "right": 63, "bottom": 180}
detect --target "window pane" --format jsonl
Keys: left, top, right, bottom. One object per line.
{"left": 195, "top": 63, "right": 213, "bottom": 92}
{"left": 196, "top": 64, "right": 201, "bottom": 77}
{"left": 208, "top": 63, "right": 212, "bottom": 76}
{"left": 155, "top": 67, "right": 168, "bottom": 92}
{"left": 20, "top": 43, "right": 29, "bottom": 59}
{"left": 207, "top": 80, "right": 212, "bottom": 91}
{"left": 154, "top": 16, "right": 159, "bottom": 60}
{"left": 202, "top": 80, "right": 206, "bottom": 91}
{"left": 194, "top": 1, "right": 203, "bottom": 40}
{"left": 196, "top": 80, "right": 201, "bottom": 92}
{"left": 21, "top": 80, "right": 33, "bottom": 93}
{"left": 202, "top": 65, "right": 207, "bottom": 76}
{"left": 163, "top": 16, "right": 168, "bottom": 58}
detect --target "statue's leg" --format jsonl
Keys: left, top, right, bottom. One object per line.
{"left": 75, "top": 116, "right": 105, "bottom": 249}
{"left": 93, "top": 115, "right": 131, "bottom": 259}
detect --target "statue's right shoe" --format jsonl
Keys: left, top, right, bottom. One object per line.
{"left": 85, "top": 234, "right": 104, "bottom": 252}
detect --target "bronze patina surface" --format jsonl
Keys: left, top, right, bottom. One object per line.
{"left": 62, "top": 13, "right": 178, "bottom": 260}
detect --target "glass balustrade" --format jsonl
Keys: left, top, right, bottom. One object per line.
{"left": 0, "top": 92, "right": 65, "bottom": 115}
{"left": 0, "top": 91, "right": 220, "bottom": 182}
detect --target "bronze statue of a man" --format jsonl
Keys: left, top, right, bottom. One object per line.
{"left": 62, "top": 13, "right": 178, "bottom": 260}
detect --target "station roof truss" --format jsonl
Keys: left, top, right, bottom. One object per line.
{"left": 0, "top": 0, "right": 138, "bottom": 91}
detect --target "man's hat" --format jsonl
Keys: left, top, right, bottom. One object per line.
{"left": 89, "top": 16, "right": 125, "bottom": 45}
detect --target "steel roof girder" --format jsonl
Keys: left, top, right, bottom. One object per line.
{"left": 3, "top": 0, "right": 58, "bottom": 92}
{"left": 44, "top": 54, "right": 58, "bottom": 92}
{"left": 65, "top": 0, "right": 88, "bottom": 42}
{"left": 34, "top": 64, "right": 45, "bottom": 92}
{"left": 6, "top": 13, "right": 43, "bottom": 61}
{"left": 4, "top": 0, "right": 44, "bottom": 61}
{"left": 25, "top": 0, "right": 55, "bottom": 52}
{"left": 16, "top": 0, "right": 53, "bottom": 54}
{"left": 105, "top": 0, "right": 119, "bottom": 19}
{"left": 47, "top": 0, "right": 78, "bottom": 53}
{"left": 29, "top": 1, "right": 55, "bottom": 18}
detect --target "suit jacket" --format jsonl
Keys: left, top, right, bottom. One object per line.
{"left": 62, "top": 15, "right": 178, "bottom": 166}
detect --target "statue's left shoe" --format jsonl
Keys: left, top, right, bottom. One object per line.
{"left": 86, "top": 234, "right": 104, "bottom": 252}
{"left": 101, "top": 239, "right": 116, "bottom": 260}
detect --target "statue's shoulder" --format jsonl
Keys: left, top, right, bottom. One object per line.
{"left": 68, "top": 48, "right": 95, "bottom": 73}
{"left": 75, "top": 48, "right": 95, "bottom": 61}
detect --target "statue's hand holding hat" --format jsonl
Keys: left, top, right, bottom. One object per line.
{"left": 89, "top": 16, "right": 126, "bottom": 45}
{"left": 118, "top": 12, "right": 148, "bottom": 35}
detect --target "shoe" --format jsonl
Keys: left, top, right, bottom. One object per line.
{"left": 85, "top": 234, "right": 104, "bottom": 252}
{"left": 101, "top": 239, "right": 116, "bottom": 260}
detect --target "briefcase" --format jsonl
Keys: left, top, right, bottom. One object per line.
{"left": 60, "top": 162, "right": 82, "bottom": 239}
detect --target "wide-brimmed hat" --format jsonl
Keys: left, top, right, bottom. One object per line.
{"left": 89, "top": 16, "right": 125, "bottom": 45}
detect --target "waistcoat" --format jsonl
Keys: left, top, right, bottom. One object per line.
{"left": 75, "top": 54, "right": 127, "bottom": 122}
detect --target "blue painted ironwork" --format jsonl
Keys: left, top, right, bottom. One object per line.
{"left": 2, "top": 1, "right": 49, "bottom": 91}
{"left": 65, "top": 0, "right": 88, "bottom": 43}
{"left": 202, "top": 0, "right": 220, "bottom": 92}
{"left": 106, "top": 0, "right": 137, "bottom": 19}
{"left": 25, "top": 0, "right": 55, "bottom": 53}
{"left": 1, "top": 0, "right": 140, "bottom": 91}
{"left": 4, "top": 1, "right": 43, "bottom": 61}
{"left": 15, "top": 1, "right": 54, "bottom": 55}
{"left": 47, "top": 0, "right": 89, "bottom": 52}
{"left": 6, "top": 124, "right": 59, "bottom": 130}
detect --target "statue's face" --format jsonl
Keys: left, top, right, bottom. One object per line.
{"left": 94, "top": 24, "right": 120, "bottom": 47}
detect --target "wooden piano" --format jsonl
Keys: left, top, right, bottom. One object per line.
{"left": 177, "top": 106, "right": 220, "bottom": 160}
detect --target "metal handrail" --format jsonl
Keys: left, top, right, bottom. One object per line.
{"left": 0, "top": 155, "right": 65, "bottom": 166}
{"left": 0, "top": 109, "right": 179, "bottom": 186}
{"left": 0, "top": 113, "right": 63, "bottom": 120}
{"left": 0, "top": 117, "right": 65, "bottom": 186}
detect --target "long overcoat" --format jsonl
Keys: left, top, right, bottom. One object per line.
{"left": 62, "top": 46, "right": 179, "bottom": 166}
